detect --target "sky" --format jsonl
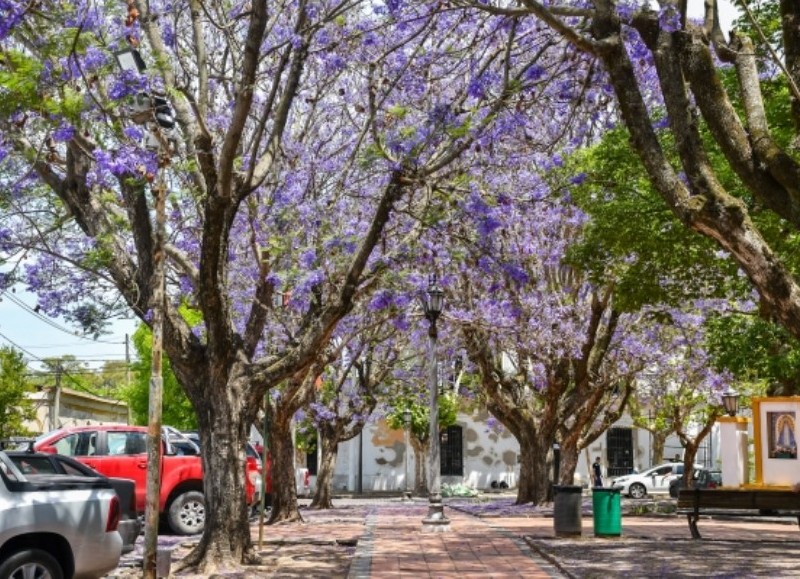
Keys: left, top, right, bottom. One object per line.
{"left": 0, "top": 0, "right": 742, "bottom": 376}
{"left": 0, "top": 287, "right": 139, "bottom": 374}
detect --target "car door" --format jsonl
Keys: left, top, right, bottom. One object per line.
{"left": 653, "top": 465, "right": 677, "bottom": 492}
{"left": 43, "top": 430, "right": 99, "bottom": 466}
{"left": 90, "top": 430, "right": 149, "bottom": 512}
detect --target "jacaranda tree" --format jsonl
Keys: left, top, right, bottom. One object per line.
{"left": 0, "top": 0, "right": 579, "bottom": 570}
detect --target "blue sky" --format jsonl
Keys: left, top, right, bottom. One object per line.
{"left": 0, "top": 287, "right": 139, "bottom": 373}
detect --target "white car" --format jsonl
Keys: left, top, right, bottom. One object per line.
{"left": 0, "top": 450, "right": 123, "bottom": 579}
{"left": 611, "top": 462, "right": 702, "bottom": 499}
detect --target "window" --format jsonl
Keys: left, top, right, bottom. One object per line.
{"left": 107, "top": 431, "right": 146, "bottom": 455}
{"left": 440, "top": 425, "right": 463, "bottom": 476}
{"left": 54, "top": 432, "right": 97, "bottom": 456}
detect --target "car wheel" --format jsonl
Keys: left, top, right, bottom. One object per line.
{"left": 629, "top": 483, "right": 647, "bottom": 499}
{"left": 0, "top": 548, "right": 64, "bottom": 579}
{"left": 168, "top": 490, "right": 205, "bottom": 535}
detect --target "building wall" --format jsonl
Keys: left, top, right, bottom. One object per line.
{"left": 25, "top": 387, "right": 129, "bottom": 434}
{"left": 327, "top": 410, "right": 687, "bottom": 492}
{"left": 331, "top": 410, "right": 521, "bottom": 492}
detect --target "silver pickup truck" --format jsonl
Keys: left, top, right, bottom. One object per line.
{"left": 0, "top": 450, "right": 122, "bottom": 579}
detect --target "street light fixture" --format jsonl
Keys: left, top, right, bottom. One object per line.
{"left": 113, "top": 47, "right": 146, "bottom": 73}
{"left": 722, "top": 390, "right": 740, "bottom": 417}
{"left": 420, "top": 274, "right": 449, "bottom": 531}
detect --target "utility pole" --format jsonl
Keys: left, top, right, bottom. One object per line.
{"left": 143, "top": 157, "right": 167, "bottom": 579}
{"left": 51, "top": 363, "right": 62, "bottom": 431}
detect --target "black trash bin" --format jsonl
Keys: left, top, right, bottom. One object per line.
{"left": 553, "top": 485, "right": 583, "bottom": 537}
{"left": 592, "top": 486, "right": 622, "bottom": 537}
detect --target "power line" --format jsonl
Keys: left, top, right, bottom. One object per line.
{"left": 0, "top": 290, "right": 129, "bottom": 345}
{"left": 0, "top": 330, "right": 128, "bottom": 399}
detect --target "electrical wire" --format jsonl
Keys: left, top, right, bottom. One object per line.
{"left": 0, "top": 290, "right": 129, "bottom": 345}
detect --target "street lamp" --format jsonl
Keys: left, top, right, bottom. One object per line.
{"left": 722, "top": 390, "right": 740, "bottom": 417}
{"left": 113, "top": 47, "right": 146, "bottom": 73}
{"left": 420, "top": 274, "right": 449, "bottom": 531}
{"left": 403, "top": 408, "right": 412, "bottom": 500}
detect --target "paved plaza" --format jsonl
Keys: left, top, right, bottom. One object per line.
{"left": 108, "top": 496, "right": 800, "bottom": 578}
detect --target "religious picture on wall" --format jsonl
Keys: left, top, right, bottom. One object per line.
{"left": 767, "top": 411, "right": 797, "bottom": 459}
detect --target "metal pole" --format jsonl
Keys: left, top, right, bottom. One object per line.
{"left": 404, "top": 414, "right": 411, "bottom": 500}
{"left": 422, "top": 314, "right": 449, "bottom": 531}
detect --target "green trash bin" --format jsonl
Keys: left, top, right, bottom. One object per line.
{"left": 553, "top": 485, "right": 583, "bottom": 537}
{"left": 592, "top": 486, "right": 622, "bottom": 536}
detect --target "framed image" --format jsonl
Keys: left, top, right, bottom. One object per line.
{"left": 753, "top": 397, "right": 800, "bottom": 486}
{"left": 767, "top": 411, "right": 797, "bottom": 459}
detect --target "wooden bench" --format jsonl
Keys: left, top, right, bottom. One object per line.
{"left": 677, "top": 488, "right": 800, "bottom": 539}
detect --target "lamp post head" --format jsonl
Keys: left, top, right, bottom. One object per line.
{"left": 403, "top": 408, "right": 412, "bottom": 427}
{"left": 421, "top": 274, "right": 444, "bottom": 324}
{"left": 721, "top": 390, "right": 739, "bottom": 417}
{"left": 113, "top": 48, "right": 146, "bottom": 73}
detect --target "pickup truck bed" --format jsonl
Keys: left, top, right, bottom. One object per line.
{"left": 1, "top": 452, "right": 123, "bottom": 579}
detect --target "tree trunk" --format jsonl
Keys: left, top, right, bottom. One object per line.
{"left": 410, "top": 436, "right": 428, "bottom": 496}
{"left": 652, "top": 432, "right": 668, "bottom": 465}
{"left": 267, "top": 411, "right": 303, "bottom": 524}
{"left": 558, "top": 439, "right": 580, "bottom": 486}
{"left": 516, "top": 431, "right": 553, "bottom": 505}
{"left": 175, "top": 387, "right": 257, "bottom": 573}
{"left": 309, "top": 431, "right": 338, "bottom": 509}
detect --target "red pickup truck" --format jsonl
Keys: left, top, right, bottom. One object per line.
{"left": 33, "top": 424, "right": 257, "bottom": 535}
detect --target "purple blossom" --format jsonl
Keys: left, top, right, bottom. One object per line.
{"left": 659, "top": 6, "right": 682, "bottom": 33}
{"left": 299, "top": 249, "right": 316, "bottom": 269}
{"left": 52, "top": 122, "right": 76, "bottom": 142}
{"left": 108, "top": 71, "right": 149, "bottom": 100}
{"left": 123, "top": 126, "right": 145, "bottom": 141}
{"left": 162, "top": 23, "right": 176, "bottom": 48}
{"left": 502, "top": 263, "right": 529, "bottom": 285}
{"left": 369, "top": 289, "right": 394, "bottom": 311}
{"left": 81, "top": 46, "right": 108, "bottom": 72}
{"left": 478, "top": 216, "right": 502, "bottom": 237}
{"left": 523, "top": 64, "right": 545, "bottom": 83}
{"left": 0, "top": 1, "right": 26, "bottom": 41}
{"left": 570, "top": 172, "right": 587, "bottom": 185}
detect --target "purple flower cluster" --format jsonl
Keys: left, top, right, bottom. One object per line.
{"left": 0, "top": 0, "right": 26, "bottom": 40}
{"left": 108, "top": 70, "right": 149, "bottom": 101}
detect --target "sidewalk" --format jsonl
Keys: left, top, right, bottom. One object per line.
{"left": 347, "top": 503, "right": 561, "bottom": 578}
{"left": 108, "top": 497, "right": 800, "bottom": 578}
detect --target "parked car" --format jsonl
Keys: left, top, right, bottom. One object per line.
{"left": 669, "top": 468, "right": 723, "bottom": 498}
{"left": 4, "top": 448, "right": 141, "bottom": 554}
{"left": 611, "top": 462, "right": 703, "bottom": 498}
{"left": 0, "top": 450, "right": 122, "bottom": 578}
{"left": 32, "top": 424, "right": 255, "bottom": 535}
{"left": 183, "top": 431, "right": 271, "bottom": 509}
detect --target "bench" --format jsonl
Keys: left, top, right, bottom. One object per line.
{"left": 677, "top": 488, "right": 800, "bottom": 539}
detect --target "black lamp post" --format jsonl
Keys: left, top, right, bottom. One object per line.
{"left": 722, "top": 390, "right": 740, "bottom": 417}
{"left": 420, "top": 274, "right": 449, "bottom": 531}
{"left": 403, "top": 408, "right": 412, "bottom": 500}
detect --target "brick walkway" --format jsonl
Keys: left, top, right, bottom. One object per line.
{"left": 348, "top": 504, "right": 561, "bottom": 578}
{"left": 107, "top": 497, "right": 800, "bottom": 578}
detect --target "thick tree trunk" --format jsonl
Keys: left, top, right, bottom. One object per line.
{"left": 175, "top": 388, "right": 257, "bottom": 573}
{"left": 410, "top": 436, "right": 428, "bottom": 496}
{"left": 267, "top": 412, "right": 303, "bottom": 524}
{"left": 558, "top": 440, "right": 580, "bottom": 486}
{"left": 309, "top": 432, "right": 338, "bottom": 509}
{"left": 516, "top": 431, "right": 553, "bottom": 505}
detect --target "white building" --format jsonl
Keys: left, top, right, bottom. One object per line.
{"left": 305, "top": 409, "right": 700, "bottom": 493}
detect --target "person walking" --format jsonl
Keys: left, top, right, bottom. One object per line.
{"left": 592, "top": 456, "right": 604, "bottom": 487}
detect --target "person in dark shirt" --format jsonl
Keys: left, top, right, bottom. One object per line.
{"left": 592, "top": 456, "right": 603, "bottom": 487}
